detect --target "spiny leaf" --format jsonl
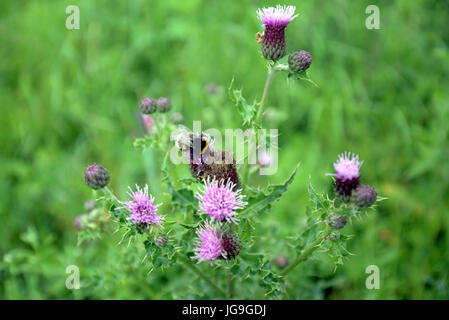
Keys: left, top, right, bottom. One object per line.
{"left": 245, "top": 164, "right": 300, "bottom": 214}
{"left": 228, "top": 78, "right": 257, "bottom": 126}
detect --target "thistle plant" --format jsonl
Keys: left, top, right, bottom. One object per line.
{"left": 78, "top": 4, "right": 384, "bottom": 299}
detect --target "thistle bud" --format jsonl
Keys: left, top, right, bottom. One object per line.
{"left": 139, "top": 97, "right": 157, "bottom": 114}
{"left": 221, "top": 233, "right": 241, "bottom": 260}
{"left": 84, "top": 199, "right": 97, "bottom": 212}
{"left": 74, "top": 214, "right": 87, "bottom": 230}
{"left": 84, "top": 164, "right": 110, "bottom": 190}
{"left": 288, "top": 50, "right": 312, "bottom": 73}
{"left": 328, "top": 213, "right": 347, "bottom": 230}
{"left": 352, "top": 185, "right": 377, "bottom": 207}
{"left": 141, "top": 114, "right": 155, "bottom": 134}
{"left": 329, "top": 231, "right": 341, "bottom": 242}
{"left": 274, "top": 255, "right": 289, "bottom": 269}
{"left": 155, "top": 235, "right": 168, "bottom": 247}
{"left": 157, "top": 97, "right": 171, "bottom": 113}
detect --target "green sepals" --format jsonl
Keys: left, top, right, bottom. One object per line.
{"left": 287, "top": 70, "right": 319, "bottom": 87}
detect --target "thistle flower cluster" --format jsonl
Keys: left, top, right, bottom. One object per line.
{"left": 139, "top": 96, "right": 172, "bottom": 114}
{"left": 332, "top": 152, "right": 378, "bottom": 207}
{"left": 257, "top": 5, "right": 312, "bottom": 73}
{"left": 193, "top": 177, "right": 247, "bottom": 262}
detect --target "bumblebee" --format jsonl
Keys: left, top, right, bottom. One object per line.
{"left": 171, "top": 125, "right": 212, "bottom": 161}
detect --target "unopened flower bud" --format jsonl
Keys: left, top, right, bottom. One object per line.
{"left": 157, "top": 97, "right": 171, "bottom": 113}
{"left": 274, "top": 255, "right": 289, "bottom": 269}
{"left": 84, "top": 164, "right": 110, "bottom": 190}
{"left": 170, "top": 112, "right": 183, "bottom": 124}
{"left": 328, "top": 213, "right": 347, "bottom": 230}
{"left": 74, "top": 214, "right": 87, "bottom": 230}
{"left": 221, "top": 233, "right": 241, "bottom": 260}
{"left": 288, "top": 50, "right": 312, "bottom": 73}
{"left": 139, "top": 97, "right": 157, "bottom": 114}
{"left": 352, "top": 185, "right": 377, "bottom": 207}
{"left": 329, "top": 231, "right": 340, "bottom": 242}
{"left": 155, "top": 235, "right": 168, "bottom": 247}
{"left": 84, "top": 199, "right": 97, "bottom": 212}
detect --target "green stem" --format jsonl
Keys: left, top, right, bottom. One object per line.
{"left": 227, "top": 269, "right": 234, "bottom": 299}
{"left": 256, "top": 64, "right": 276, "bottom": 126}
{"left": 102, "top": 186, "right": 119, "bottom": 204}
{"left": 280, "top": 228, "right": 332, "bottom": 277}
{"left": 179, "top": 256, "right": 227, "bottom": 298}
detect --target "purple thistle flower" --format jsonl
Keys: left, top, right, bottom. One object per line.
{"left": 140, "top": 114, "right": 155, "bottom": 134}
{"left": 195, "top": 178, "right": 247, "bottom": 224}
{"left": 121, "top": 184, "right": 163, "bottom": 227}
{"left": 333, "top": 152, "right": 363, "bottom": 197}
{"left": 193, "top": 222, "right": 225, "bottom": 262}
{"left": 257, "top": 5, "right": 298, "bottom": 61}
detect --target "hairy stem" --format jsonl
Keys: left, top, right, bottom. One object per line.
{"left": 256, "top": 64, "right": 276, "bottom": 126}
{"left": 179, "top": 256, "right": 227, "bottom": 298}
{"left": 280, "top": 228, "right": 332, "bottom": 277}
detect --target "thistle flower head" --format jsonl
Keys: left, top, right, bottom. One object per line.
{"left": 141, "top": 114, "right": 155, "bottom": 133}
{"left": 157, "top": 97, "right": 171, "bottom": 113}
{"left": 257, "top": 5, "right": 298, "bottom": 28}
{"left": 155, "top": 235, "right": 168, "bottom": 247}
{"left": 220, "top": 233, "right": 241, "bottom": 260}
{"left": 274, "top": 255, "right": 289, "bottom": 269}
{"left": 196, "top": 178, "right": 247, "bottom": 224}
{"left": 257, "top": 5, "right": 298, "bottom": 60}
{"left": 139, "top": 97, "right": 157, "bottom": 114}
{"left": 328, "top": 213, "right": 347, "bottom": 230}
{"left": 84, "top": 199, "right": 97, "bottom": 212}
{"left": 193, "top": 222, "right": 225, "bottom": 262}
{"left": 74, "top": 214, "right": 87, "bottom": 230}
{"left": 333, "top": 152, "right": 362, "bottom": 196}
{"left": 121, "top": 184, "right": 163, "bottom": 227}
{"left": 352, "top": 185, "right": 377, "bottom": 207}
{"left": 84, "top": 164, "right": 110, "bottom": 190}
{"left": 288, "top": 50, "right": 312, "bottom": 73}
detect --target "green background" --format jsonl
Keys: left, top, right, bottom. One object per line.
{"left": 1, "top": 0, "right": 448, "bottom": 299}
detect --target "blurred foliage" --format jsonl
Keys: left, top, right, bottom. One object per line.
{"left": 1, "top": 0, "right": 448, "bottom": 299}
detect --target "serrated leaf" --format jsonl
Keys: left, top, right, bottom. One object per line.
{"left": 228, "top": 78, "right": 257, "bottom": 126}
{"left": 245, "top": 164, "right": 299, "bottom": 214}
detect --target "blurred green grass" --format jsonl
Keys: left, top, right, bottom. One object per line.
{"left": 1, "top": 0, "right": 448, "bottom": 299}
